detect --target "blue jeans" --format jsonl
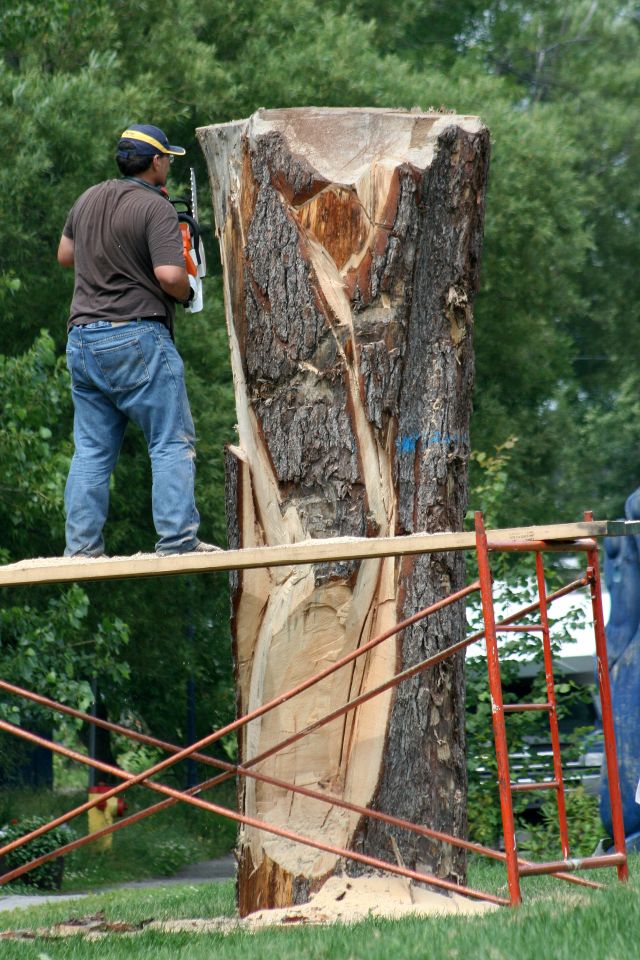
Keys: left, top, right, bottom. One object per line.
{"left": 65, "top": 320, "right": 201, "bottom": 556}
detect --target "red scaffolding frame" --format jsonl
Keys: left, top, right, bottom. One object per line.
{"left": 0, "top": 512, "right": 628, "bottom": 907}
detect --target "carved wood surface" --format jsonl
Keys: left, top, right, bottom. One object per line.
{"left": 198, "top": 107, "right": 490, "bottom": 914}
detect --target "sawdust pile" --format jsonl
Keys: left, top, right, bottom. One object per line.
{"left": 243, "top": 875, "right": 497, "bottom": 926}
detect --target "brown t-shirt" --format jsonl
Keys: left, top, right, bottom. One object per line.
{"left": 62, "top": 178, "right": 184, "bottom": 330}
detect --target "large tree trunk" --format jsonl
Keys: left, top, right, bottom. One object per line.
{"left": 198, "top": 107, "right": 489, "bottom": 916}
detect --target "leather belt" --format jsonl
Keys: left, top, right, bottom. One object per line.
{"left": 110, "top": 316, "right": 165, "bottom": 326}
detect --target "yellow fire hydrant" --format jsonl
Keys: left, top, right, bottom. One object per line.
{"left": 87, "top": 785, "right": 126, "bottom": 852}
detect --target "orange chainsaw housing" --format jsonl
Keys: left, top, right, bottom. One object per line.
{"left": 180, "top": 222, "right": 198, "bottom": 277}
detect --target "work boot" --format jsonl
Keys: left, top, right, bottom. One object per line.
{"left": 156, "top": 540, "right": 222, "bottom": 557}
{"left": 156, "top": 540, "right": 223, "bottom": 556}
{"left": 192, "top": 540, "right": 223, "bottom": 553}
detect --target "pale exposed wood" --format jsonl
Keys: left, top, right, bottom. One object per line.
{"left": 199, "top": 108, "right": 489, "bottom": 912}
{"left": 0, "top": 521, "right": 613, "bottom": 588}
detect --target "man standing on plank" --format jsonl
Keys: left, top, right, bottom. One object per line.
{"left": 57, "top": 123, "right": 220, "bottom": 557}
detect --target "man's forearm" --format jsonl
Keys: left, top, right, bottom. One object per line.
{"left": 159, "top": 275, "right": 190, "bottom": 301}
{"left": 154, "top": 264, "right": 190, "bottom": 301}
{"left": 57, "top": 234, "right": 75, "bottom": 267}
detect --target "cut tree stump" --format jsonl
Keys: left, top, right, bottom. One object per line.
{"left": 198, "top": 107, "right": 490, "bottom": 915}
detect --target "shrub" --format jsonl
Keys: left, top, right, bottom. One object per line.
{"left": 0, "top": 815, "right": 71, "bottom": 890}
{"left": 519, "top": 785, "right": 605, "bottom": 859}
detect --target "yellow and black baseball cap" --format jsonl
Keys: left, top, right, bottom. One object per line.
{"left": 117, "top": 124, "right": 186, "bottom": 158}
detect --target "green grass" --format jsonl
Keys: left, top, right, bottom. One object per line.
{"left": 0, "top": 879, "right": 236, "bottom": 929}
{"left": 0, "top": 784, "right": 237, "bottom": 891}
{"left": 0, "top": 857, "right": 638, "bottom": 959}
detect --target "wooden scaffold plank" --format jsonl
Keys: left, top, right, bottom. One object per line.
{"left": 0, "top": 519, "right": 629, "bottom": 588}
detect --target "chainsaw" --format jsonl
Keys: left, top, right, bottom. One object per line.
{"left": 169, "top": 168, "right": 206, "bottom": 313}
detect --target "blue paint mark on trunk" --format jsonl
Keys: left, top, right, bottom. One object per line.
{"left": 396, "top": 432, "right": 469, "bottom": 454}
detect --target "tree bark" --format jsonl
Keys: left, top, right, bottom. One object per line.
{"left": 198, "top": 107, "right": 490, "bottom": 915}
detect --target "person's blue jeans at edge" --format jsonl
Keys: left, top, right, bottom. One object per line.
{"left": 64, "top": 320, "right": 201, "bottom": 556}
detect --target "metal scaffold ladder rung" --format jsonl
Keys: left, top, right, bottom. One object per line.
{"left": 517, "top": 853, "right": 627, "bottom": 877}
{"left": 510, "top": 780, "right": 560, "bottom": 793}
{"left": 502, "top": 702, "right": 552, "bottom": 713}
